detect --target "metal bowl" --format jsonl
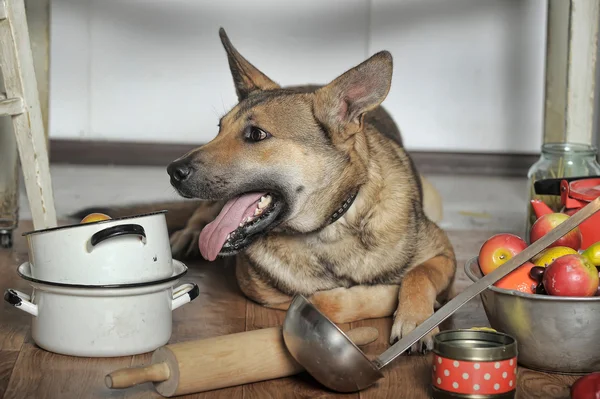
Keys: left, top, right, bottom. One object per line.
{"left": 464, "top": 256, "right": 600, "bottom": 374}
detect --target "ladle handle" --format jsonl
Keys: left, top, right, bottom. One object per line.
{"left": 374, "top": 196, "right": 600, "bottom": 370}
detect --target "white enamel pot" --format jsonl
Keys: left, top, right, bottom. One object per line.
{"left": 3, "top": 260, "right": 198, "bottom": 358}
{"left": 23, "top": 210, "right": 173, "bottom": 285}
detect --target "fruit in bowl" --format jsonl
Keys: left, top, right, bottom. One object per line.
{"left": 582, "top": 242, "right": 600, "bottom": 267}
{"left": 581, "top": 241, "right": 600, "bottom": 296}
{"left": 478, "top": 233, "right": 600, "bottom": 297}
{"left": 494, "top": 261, "right": 537, "bottom": 294}
{"left": 529, "top": 212, "right": 582, "bottom": 251}
{"left": 532, "top": 246, "right": 578, "bottom": 267}
{"left": 478, "top": 233, "right": 536, "bottom": 294}
{"left": 478, "top": 233, "right": 527, "bottom": 275}
{"left": 542, "top": 254, "right": 599, "bottom": 297}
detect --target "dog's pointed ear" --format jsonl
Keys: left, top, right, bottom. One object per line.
{"left": 219, "top": 28, "right": 280, "bottom": 101}
{"left": 314, "top": 51, "right": 393, "bottom": 133}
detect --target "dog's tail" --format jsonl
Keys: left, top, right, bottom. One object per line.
{"left": 70, "top": 200, "right": 203, "bottom": 233}
{"left": 420, "top": 175, "right": 443, "bottom": 224}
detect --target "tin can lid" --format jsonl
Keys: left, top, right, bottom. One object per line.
{"left": 433, "top": 329, "right": 518, "bottom": 362}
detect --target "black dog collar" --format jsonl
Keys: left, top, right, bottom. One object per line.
{"left": 327, "top": 191, "right": 358, "bottom": 225}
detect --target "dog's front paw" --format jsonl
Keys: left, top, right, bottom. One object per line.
{"left": 170, "top": 227, "right": 201, "bottom": 259}
{"left": 390, "top": 308, "right": 437, "bottom": 355}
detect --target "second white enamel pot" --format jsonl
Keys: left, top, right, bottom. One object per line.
{"left": 23, "top": 210, "right": 173, "bottom": 285}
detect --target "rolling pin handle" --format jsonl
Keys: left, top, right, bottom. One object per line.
{"left": 105, "top": 362, "right": 170, "bottom": 389}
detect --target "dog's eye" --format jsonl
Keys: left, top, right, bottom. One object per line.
{"left": 245, "top": 126, "right": 271, "bottom": 142}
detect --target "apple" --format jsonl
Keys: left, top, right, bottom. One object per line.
{"left": 542, "top": 254, "right": 599, "bottom": 297}
{"left": 582, "top": 241, "right": 600, "bottom": 266}
{"left": 532, "top": 246, "right": 578, "bottom": 267}
{"left": 478, "top": 233, "right": 527, "bottom": 275}
{"left": 530, "top": 213, "right": 582, "bottom": 251}
{"left": 570, "top": 371, "right": 600, "bottom": 399}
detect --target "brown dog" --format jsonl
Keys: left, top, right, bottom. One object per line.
{"left": 78, "top": 28, "right": 456, "bottom": 353}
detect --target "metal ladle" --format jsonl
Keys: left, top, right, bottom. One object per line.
{"left": 282, "top": 196, "right": 600, "bottom": 393}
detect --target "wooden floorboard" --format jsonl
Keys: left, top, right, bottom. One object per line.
{"left": 0, "top": 351, "right": 18, "bottom": 399}
{"left": 0, "top": 221, "right": 579, "bottom": 399}
{"left": 3, "top": 344, "right": 134, "bottom": 399}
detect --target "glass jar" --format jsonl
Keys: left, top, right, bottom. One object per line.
{"left": 526, "top": 142, "right": 600, "bottom": 234}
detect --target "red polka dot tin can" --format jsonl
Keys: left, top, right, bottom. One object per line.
{"left": 431, "top": 329, "right": 518, "bottom": 399}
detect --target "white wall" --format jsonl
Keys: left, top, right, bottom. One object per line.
{"left": 48, "top": 0, "right": 548, "bottom": 153}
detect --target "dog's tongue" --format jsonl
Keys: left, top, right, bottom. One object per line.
{"left": 199, "top": 192, "right": 267, "bottom": 261}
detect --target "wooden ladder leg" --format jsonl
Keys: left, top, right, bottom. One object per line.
{"left": 0, "top": 91, "right": 19, "bottom": 248}
{"left": 0, "top": 0, "right": 56, "bottom": 230}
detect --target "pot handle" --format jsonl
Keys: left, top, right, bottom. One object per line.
{"left": 171, "top": 283, "right": 199, "bottom": 311}
{"left": 90, "top": 224, "right": 146, "bottom": 248}
{"left": 3, "top": 289, "right": 38, "bottom": 317}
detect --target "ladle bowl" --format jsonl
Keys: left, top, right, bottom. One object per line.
{"left": 282, "top": 295, "right": 383, "bottom": 392}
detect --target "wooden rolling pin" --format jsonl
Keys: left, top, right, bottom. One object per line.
{"left": 105, "top": 326, "right": 378, "bottom": 397}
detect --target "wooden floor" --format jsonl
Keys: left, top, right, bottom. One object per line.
{"left": 0, "top": 221, "right": 578, "bottom": 399}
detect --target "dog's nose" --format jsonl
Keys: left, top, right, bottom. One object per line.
{"left": 167, "top": 161, "right": 192, "bottom": 183}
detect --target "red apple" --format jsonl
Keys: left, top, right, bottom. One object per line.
{"left": 478, "top": 233, "right": 527, "bottom": 275}
{"left": 530, "top": 213, "right": 582, "bottom": 251}
{"left": 542, "top": 254, "right": 599, "bottom": 297}
{"left": 570, "top": 371, "right": 600, "bottom": 399}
